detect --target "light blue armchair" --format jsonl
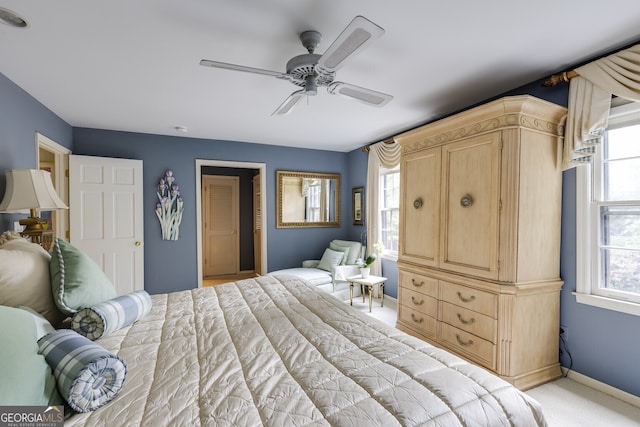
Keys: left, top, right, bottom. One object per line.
{"left": 268, "top": 239, "right": 363, "bottom": 301}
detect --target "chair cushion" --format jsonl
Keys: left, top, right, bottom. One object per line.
{"left": 317, "top": 248, "right": 344, "bottom": 271}
{"left": 269, "top": 268, "right": 332, "bottom": 286}
{"left": 330, "top": 240, "right": 362, "bottom": 265}
{"left": 329, "top": 242, "right": 351, "bottom": 265}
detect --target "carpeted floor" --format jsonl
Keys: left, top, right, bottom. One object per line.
{"left": 527, "top": 377, "right": 640, "bottom": 426}
{"left": 344, "top": 293, "right": 398, "bottom": 325}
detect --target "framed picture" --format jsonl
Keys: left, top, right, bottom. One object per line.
{"left": 352, "top": 187, "right": 364, "bottom": 225}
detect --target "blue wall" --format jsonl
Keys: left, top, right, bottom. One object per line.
{"left": 0, "top": 73, "right": 73, "bottom": 232}
{"left": 71, "top": 128, "right": 354, "bottom": 294}
{"left": 3, "top": 66, "right": 640, "bottom": 396}
{"left": 558, "top": 168, "right": 640, "bottom": 396}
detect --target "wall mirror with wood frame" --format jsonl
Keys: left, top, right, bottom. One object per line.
{"left": 276, "top": 170, "right": 340, "bottom": 228}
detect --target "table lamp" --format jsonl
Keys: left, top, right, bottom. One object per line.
{"left": 0, "top": 169, "right": 68, "bottom": 242}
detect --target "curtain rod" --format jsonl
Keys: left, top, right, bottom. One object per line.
{"left": 362, "top": 137, "right": 395, "bottom": 152}
{"left": 542, "top": 40, "right": 640, "bottom": 87}
{"left": 542, "top": 70, "right": 579, "bottom": 87}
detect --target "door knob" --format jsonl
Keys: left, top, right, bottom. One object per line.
{"left": 135, "top": 241, "right": 142, "bottom": 246}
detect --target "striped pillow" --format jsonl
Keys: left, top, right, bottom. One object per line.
{"left": 38, "top": 329, "right": 127, "bottom": 413}
{"left": 71, "top": 291, "right": 152, "bottom": 340}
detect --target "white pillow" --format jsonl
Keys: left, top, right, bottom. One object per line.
{"left": 330, "top": 240, "right": 362, "bottom": 265}
{"left": 19, "top": 306, "right": 56, "bottom": 340}
{"left": 0, "top": 238, "right": 66, "bottom": 326}
{"left": 328, "top": 242, "right": 351, "bottom": 265}
{"left": 317, "top": 248, "right": 344, "bottom": 272}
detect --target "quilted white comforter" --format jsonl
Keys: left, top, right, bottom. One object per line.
{"left": 66, "top": 275, "right": 546, "bottom": 426}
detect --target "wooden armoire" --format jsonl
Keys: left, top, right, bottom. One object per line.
{"left": 395, "top": 95, "right": 567, "bottom": 390}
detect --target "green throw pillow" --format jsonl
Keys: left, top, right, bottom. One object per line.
{"left": 331, "top": 240, "right": 362, "bottom": 265}
{"left": 50, "top": 238, "right": 117, "bottom": 315}
{"left": 329, "top": 242, "right": 351, "bottom": 266}
{"left": 0, "top": 305, "right": 62, "bottom": 405}
{"left": 317, "top": 248, "right": 344, "bottom": 272}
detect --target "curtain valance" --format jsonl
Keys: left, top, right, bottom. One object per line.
{"left": 564, "top": 44, "right": 640, "bottom": 169}
{"left": 365, "top": 141, "right": 400, "bottom": 278}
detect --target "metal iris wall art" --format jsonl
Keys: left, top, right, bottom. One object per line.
{"left": 156, "top": 170, "right": 184, "bottom": 240}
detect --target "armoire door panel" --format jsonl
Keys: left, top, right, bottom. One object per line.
{"left": 440, "top": 133, "right": 500, "bottom": 279}
{"left": 399, "top": 147, "right": 441, "bottom": 266}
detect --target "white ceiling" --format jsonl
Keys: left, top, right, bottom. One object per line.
{"left": 1, "top": 1, "right": 640, "bottom": 152}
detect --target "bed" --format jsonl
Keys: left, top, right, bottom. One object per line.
{"left": 0, "top": 235, "right": 547, "bottom": 426}
{"left": 65, "top": 275, "right": 545, "bottom": 426}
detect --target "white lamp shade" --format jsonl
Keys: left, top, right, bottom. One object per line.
{"left": 0, "top": 169, "right": 68, "bottom": 213}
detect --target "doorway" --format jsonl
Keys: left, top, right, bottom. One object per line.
{"left": 36, "top": 133, "right": 70, "bottom": 241}
{"left": 195, "top": 159, "right": 267, "bottom": 288}
{"left": 202, "top": 175, "right": 239, "bottom": 277}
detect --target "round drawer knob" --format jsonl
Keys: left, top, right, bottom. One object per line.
{"left": 460, "top": 194, "right": 473, "bottom": 208}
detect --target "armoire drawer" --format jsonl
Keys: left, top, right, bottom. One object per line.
{"left": 399, "top": 270, "right": 438, "bottom": 297}
{"left": 400, "top": 288, "right": 438, "bottom": 317}
{"left": 399, "top": 306, "right": 437, "bottom": 338}
{"left": 439, "top": 282, "right": 497, "bottom": 318}
{"left": 439, "top": 302, "right": 497, "bottom": 343}
{"left": 439, "top": 323, "right": 496, "bottom": 370}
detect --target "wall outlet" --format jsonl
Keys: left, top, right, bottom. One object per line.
{"left": 560, "top": 325, "right": 568, "bottom": 342}
{"left": 13, "top": 221, "right": 25, "bottom": 232}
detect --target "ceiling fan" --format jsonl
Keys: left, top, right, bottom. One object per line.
{"left": 200, "top": 15, "right": 393, "bottom": 115}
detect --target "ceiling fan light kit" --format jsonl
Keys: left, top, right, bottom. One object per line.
{"left": 200, "top": 15, "right": 393, "bottom": 115}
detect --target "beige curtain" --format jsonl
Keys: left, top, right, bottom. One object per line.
{"left": 366, "top": 141, "right": 401, "bottom": 277}
{"left": 564, "top": 44, "right": 640, "bottom": 169}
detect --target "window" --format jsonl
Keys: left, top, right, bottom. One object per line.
{"left": 379, "top": 165, "right": 399, "bottom": 258}
{"left": 576, "top": 99, "right": 640, "bottom": 316}
{"left": 306, "top": 182, "right": 320, "bottom": 222}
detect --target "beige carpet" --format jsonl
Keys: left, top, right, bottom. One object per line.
{"left": 527, "top": 377, "right": 640, "bottom": 426}
{"left": 352, "top": 296, "right": 640, "bottom": 426}
{"left": 346, "top": 294, "right": 398, "bottom": 326}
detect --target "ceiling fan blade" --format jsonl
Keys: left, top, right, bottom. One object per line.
{"left": 200, "top": 59, "right": 287, "bottom": 78}
{"left": 315, "top": 16, "right": 384, "bottom": 74}
{"left": 272, "top": 90, "right": 305, "bottom": 116}
{"left": 328, "top": 82, "right": 393, "bottom": 107}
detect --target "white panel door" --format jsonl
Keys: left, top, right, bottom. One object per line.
{"left": 69, "top": 155, "right": 144, "bottom": 295}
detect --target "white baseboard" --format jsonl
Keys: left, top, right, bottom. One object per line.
{"left": 383, "top": 295, "right": 397, "bottom": 307}
{"left": 563, "top": 368, "right": 640, "bottom": 408}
